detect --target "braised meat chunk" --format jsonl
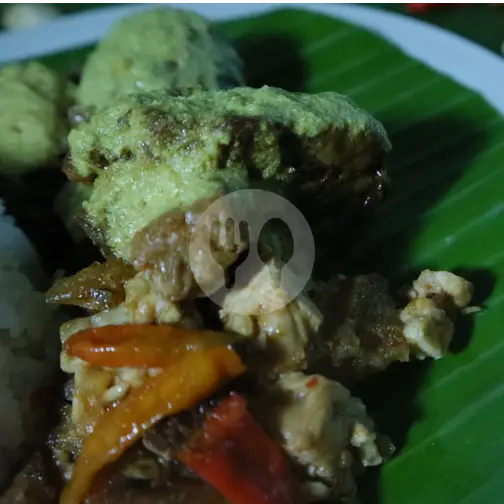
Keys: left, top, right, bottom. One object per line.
{"left": 129, "top": 195, "right": 247, "bottom": 302}
{"left": 310, "top": 274, "right": 409, "bottom": 386}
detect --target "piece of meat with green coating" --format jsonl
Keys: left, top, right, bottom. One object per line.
{"left": 67, "top": 85, "right": 390, "bottom": 259}
{"left": 76, "top": 7, "right": 244, "bottom": 110}
{"left": 0, "top": 62, "right": 74, "bottom": 175}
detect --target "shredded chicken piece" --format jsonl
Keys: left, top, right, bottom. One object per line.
{"left": 259, "top": 372, "right": 385, "bottom": 502}
{"left": 220, "top": 262, "right": 322, "bottom": 376}
{"left": 407, "top": 269, "right": 473, "bottom": 309}
{"left": 400, "top": 297, "right": 453, "bottom": 359}
{"left": 400, "top": 270, "right": 474, "bottom": 359}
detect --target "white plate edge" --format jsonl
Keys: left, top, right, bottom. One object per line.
{"left": 0, "top": 3, "right": 503, "bottom": 114}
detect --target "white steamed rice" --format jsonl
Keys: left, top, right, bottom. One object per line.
{"left": 0, "top": 199, "right": 59, "bottom": 483}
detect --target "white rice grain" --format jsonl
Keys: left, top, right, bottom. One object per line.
{"left": 0, "top": 199, "right": 59, "bottom": 483}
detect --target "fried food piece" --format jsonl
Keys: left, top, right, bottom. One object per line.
{"left": 76, "top": 7, "right": 244, "bottom": 110}
{"left": 46, "top": 258, "right": 136, "bottom": 312}
{"left": 0, "top": 61, "right": 74, "bottom": 175}
{"left": 67, "top": 86, "right": 390, "bottom": 258}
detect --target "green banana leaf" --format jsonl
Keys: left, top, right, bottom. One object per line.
{"left": 39, "top": 7, "right": 503, "bottom": 504}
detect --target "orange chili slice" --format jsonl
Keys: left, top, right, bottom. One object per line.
{"left": 64, "top": 324, "right": 235, "bottom": 368}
